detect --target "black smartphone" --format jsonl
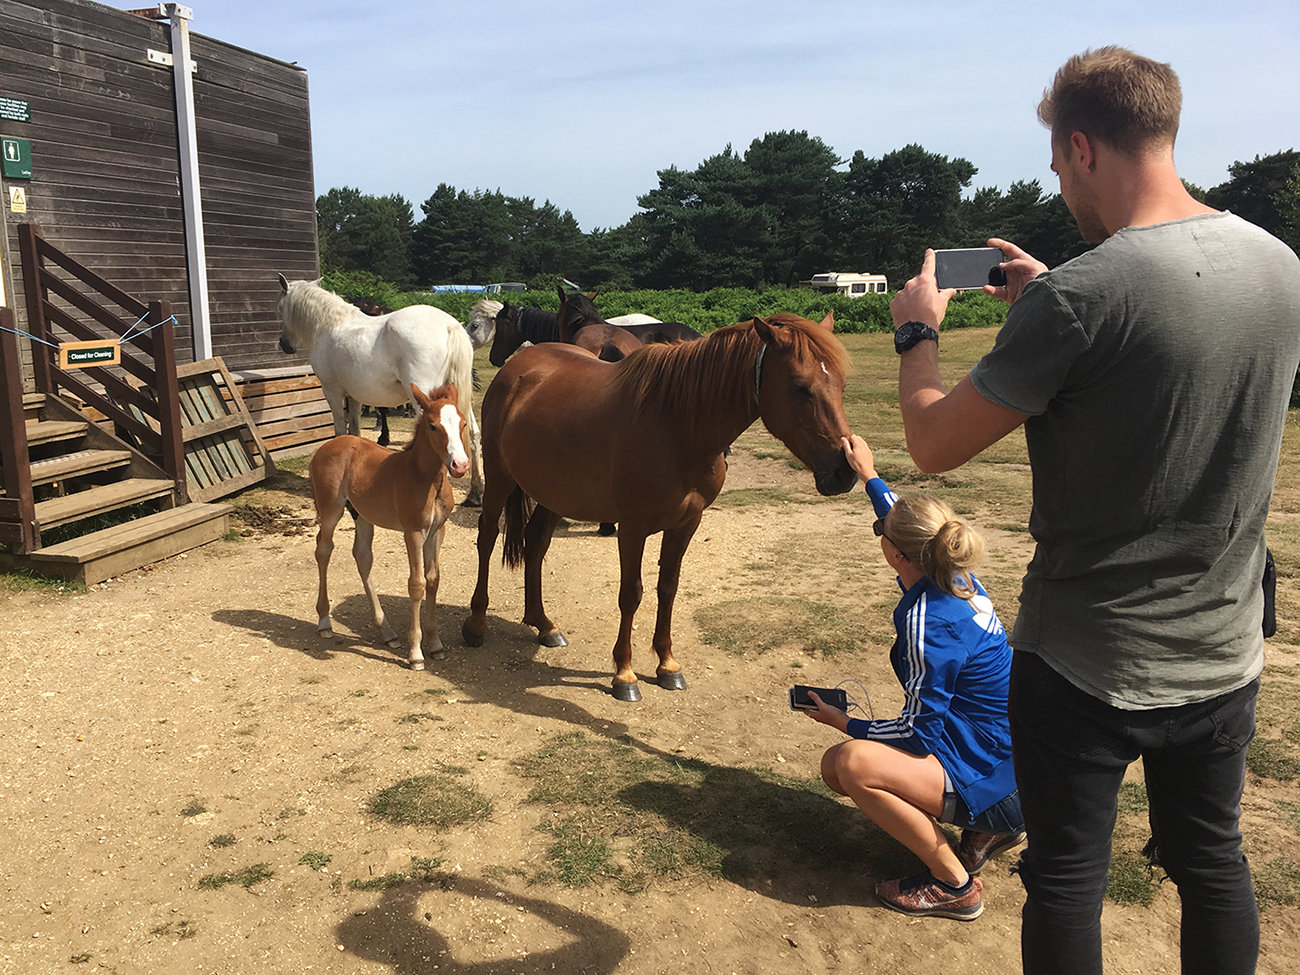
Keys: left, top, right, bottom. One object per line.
{"left": 789, "top": 685, "right": 848, "bottom": 711}
{"left": 933, "top": 247, "right": 1008, "bottom": 291}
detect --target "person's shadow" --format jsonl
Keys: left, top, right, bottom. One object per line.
{"left": 336, "top": 875, "right": 630, "bottom": 974}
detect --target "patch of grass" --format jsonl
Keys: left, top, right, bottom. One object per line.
{"left": 180, "top": 802, "right": 206, "bottom": 817}
{"left": 1105, "top": 853, "right": 1159, "bottom": 907}
{"left": 369, "top": 772, "right": 492, "bottom": 828}
{"left": 516, "top": 732, "right": 882, "bottom": 894}
{"left": 1254, "top": 857, "right": 1300, "bottom": 908}
{"left": 299, "top": 851, "right": 331, "bottom": 871}
{"left": 70, "top": 952, "right": 91, "bottom": 964}
{"left": 1247, "top": 737, "right": 1300, "bottom": 781}
{"left": 150, "top": 919, "right": 197, "bottom": 940}
{"left": 694, "top": 596, "right": 870, "bottom": 657}
{"left": 1276, "top": 799, "right": 1300, "bottom": 835}
{"left": 347, "top": 873, "right": 408, "bottom": 891}
{"left": 346, "top": 856, "right": 445, "bottom": 891}
{"left": 396, "top": 712, "right": 444, "bottom": 724}
{"left": 0, "top": 569, "right": 87, "bottom": 595}
{"left": 1117, "top": 781, "right": 1148, "bottom": 815}
{"left": 209, "top": 833, "right": 236, "bottom": 848}
{"left": 197, "top": 863, "right": 273, "bottom": 890}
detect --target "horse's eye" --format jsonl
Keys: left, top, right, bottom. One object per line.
{"left": 792, "top": 381, "right": 814, "bottom": 400}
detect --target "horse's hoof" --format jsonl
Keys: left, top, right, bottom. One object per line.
{"left": 612, "top": 681, "right": 642, "bottom": 703}
{"left": 597, "top": 522, "right": 616, "bottom": 536}
{"left": 462, "top": 622, "right": 485, "bottom": 647}
{"left": 658, "top": 671, "right": 687, "bottom": 691}
{"left": 409, "top": 661, "right": 425, "bottom": 672}
{"left": 538, "top": 629, "right": 568, "bottom": 648}
{"left": 385, "top": 638, "right": 403, "bottom": 650}
{"left": 462, "top": 494, "right": 483, "bottom": 508}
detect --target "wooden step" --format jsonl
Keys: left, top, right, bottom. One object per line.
{"left": 23, "top": 392, "right": 45, "bottom": 422}
{"left": 26, "top": 418, "right": 89, "bottom": 447}
{"left": 34, "top": 477, "right": 176, "bottom": 531}
{"left": 29, "top": 449, "right": 133, "bottom": 487}
{"left": 19, "top": 503, "right": 233, "bottom": 585}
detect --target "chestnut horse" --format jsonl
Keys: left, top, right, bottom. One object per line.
{"left": 310, "top": 383, "right": 469, "bottom": 671}
{"left": 462, "top": 312, "right": 856, "bottom": 701}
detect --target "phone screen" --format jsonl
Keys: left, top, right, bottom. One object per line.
{"left": 933, "top": 247, "right": 1007, "bottom": 291}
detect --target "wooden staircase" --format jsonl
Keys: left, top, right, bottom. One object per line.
{"left": 2, "top": 388, "right": 232, "bottom": 584}
{"left": 0, "top": 223, "right": 245, "bottom": 585}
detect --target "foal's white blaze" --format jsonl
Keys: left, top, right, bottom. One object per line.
{"left": 440, "top": 403, "right": 471, "bottom": 478}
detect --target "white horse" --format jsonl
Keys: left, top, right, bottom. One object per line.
{"left": 464, "top": 296, "right": 662, "bottom": 349}
{"left": 277, "top": 275, "right": 485, "bottom": 506}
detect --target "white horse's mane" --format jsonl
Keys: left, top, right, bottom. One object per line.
{"left": 282, "top": 279, "right": 363, "bottom": 341}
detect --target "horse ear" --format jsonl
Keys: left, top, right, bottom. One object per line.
{"left": 557, "top": 284, "right": 566, "bottom": 303}
{"left": 818, "top": 310, "right": 835, "bottom": 332}
{"left": 277, "top": 273, "right": 289, "bottom": 293}
{"left": 410, "top": 383, "right": 432, "bottom": 410}
{"left": 752, "top": 317, "right": 777, "bottom": 345}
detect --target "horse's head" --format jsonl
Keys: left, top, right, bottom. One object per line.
{"left": 556, "top": 288, "right": 603, "bottom": 343}
{"left": 410, "top": 382, "right": 470, "bottom": 479}
{"left": 276, "top": 273, "right": 299, "bottom": 353}
{"left": 465, "top": 298, "right": 502, "bottom": 350}
{"left": 751, "top": 312, "right": 856, "bottom": 496}
{"left": 489, "top": 303, "right": 525, "bottom": 367}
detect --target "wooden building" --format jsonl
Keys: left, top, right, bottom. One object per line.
{"left": 0, "top": 0, "right": 319, "bottom": 375}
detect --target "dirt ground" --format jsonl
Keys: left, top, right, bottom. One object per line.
{"left": 2, "top": 432, "right": 1298, "bottom": 975}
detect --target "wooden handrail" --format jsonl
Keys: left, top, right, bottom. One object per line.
{"left": 14, "top": 222, "right": 186, "bottom": 503}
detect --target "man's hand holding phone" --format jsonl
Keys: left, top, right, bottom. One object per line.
{"left": 983, "top": 237, "right": 1049, "bottom": 304}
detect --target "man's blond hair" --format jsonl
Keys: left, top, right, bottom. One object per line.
{"left": 1037, "top": 46, "right": 1182, "bottom": 154}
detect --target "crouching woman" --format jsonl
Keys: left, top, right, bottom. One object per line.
{"left": 807, "top": 435, "right": 1024, "bottom": 921}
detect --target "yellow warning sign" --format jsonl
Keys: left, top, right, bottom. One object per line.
{"left": 8, "top": 185, "right": 26, "bottom": 213}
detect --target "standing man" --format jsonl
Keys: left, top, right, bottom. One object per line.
{"left": 888, "top": 47, "right": 1300, "bottom": 974}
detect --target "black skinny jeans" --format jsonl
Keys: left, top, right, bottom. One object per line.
{"left": 1009, "top": 651, "right": 1259, "bottom": 975}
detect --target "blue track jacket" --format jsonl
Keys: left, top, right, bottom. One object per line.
{"left": 845, "top": 477, "right": 1018, "bottom": 821}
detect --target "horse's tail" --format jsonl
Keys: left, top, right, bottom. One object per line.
{"left": 447, "top": 327, "right": 478, "bottom": 419}
{"left": 502, "top": 486, "right": 535, "bottom": 570}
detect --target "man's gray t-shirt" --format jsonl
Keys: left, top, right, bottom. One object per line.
{"left": 969, "top": 212, "right": 1300, "bottom": 708}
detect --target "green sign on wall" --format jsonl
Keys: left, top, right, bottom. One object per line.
{"left": 2, "top": 137, "right": 32, "bottom": 179}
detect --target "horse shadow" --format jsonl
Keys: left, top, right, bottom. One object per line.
{"left": 209, "top": 597, "right": 637, "bottom": 736}
{"left": 334, "top": 876, "right": 630, "bottom": 975}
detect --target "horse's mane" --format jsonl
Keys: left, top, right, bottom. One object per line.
{"left": 516, "top": 306, "right": 561, "bottom": 343}
{"left": 468, "top": 298, "right": 503, "bottom": 324}
{"left": 282, "top": 280, "right": 361, "bottom": 337}
{"left": 611, "top": 313, "right": 848, "bottom": 424}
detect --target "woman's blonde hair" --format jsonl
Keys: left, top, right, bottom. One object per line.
{"left": 883, "top": 495, "right": 985, "bottom": 599}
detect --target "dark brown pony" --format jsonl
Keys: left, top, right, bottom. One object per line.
{"left": 310, "top": 383, "right": 469, "bottom": 671}
{"left": 555, "top": 287, "right": 703, "bottom": 346}
{"left": 462, "top": 312, "right": 856, "bottom": 701}
{"left": 488, "top": 293, "right": 702, "bottom": 367}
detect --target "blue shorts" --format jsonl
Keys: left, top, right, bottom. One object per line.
{"left": 939, "top": 769, "right": 1024, "bottom": 834}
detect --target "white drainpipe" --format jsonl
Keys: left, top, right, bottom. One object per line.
{"left": 164, "top": 4, "right": 212, "bottom": 360}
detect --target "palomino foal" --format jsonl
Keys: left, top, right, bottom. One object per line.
{"left": 310, "top": 383, "right": 469, "bottom": 669}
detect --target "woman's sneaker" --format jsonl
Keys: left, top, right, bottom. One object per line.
{"left": 875, "top": 871, "right": 984, "bottom": 920}
{"left": 957, "top": 829, "right": 1027, "bottom": 874}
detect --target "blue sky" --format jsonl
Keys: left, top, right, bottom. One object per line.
{"left": 190, "top": 0, "right": 1300, "bottom": 232}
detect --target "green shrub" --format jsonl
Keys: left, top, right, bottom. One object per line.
{"left": 318, "top": 277, "right": 1008, "bottom": 334}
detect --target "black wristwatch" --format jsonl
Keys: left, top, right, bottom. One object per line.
{"left": 894, "top": 320, "right": 939, "bottom": 354}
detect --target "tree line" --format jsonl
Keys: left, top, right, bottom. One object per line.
{"left": 317, "top": 133, "right": 1300, "bottom": 294}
